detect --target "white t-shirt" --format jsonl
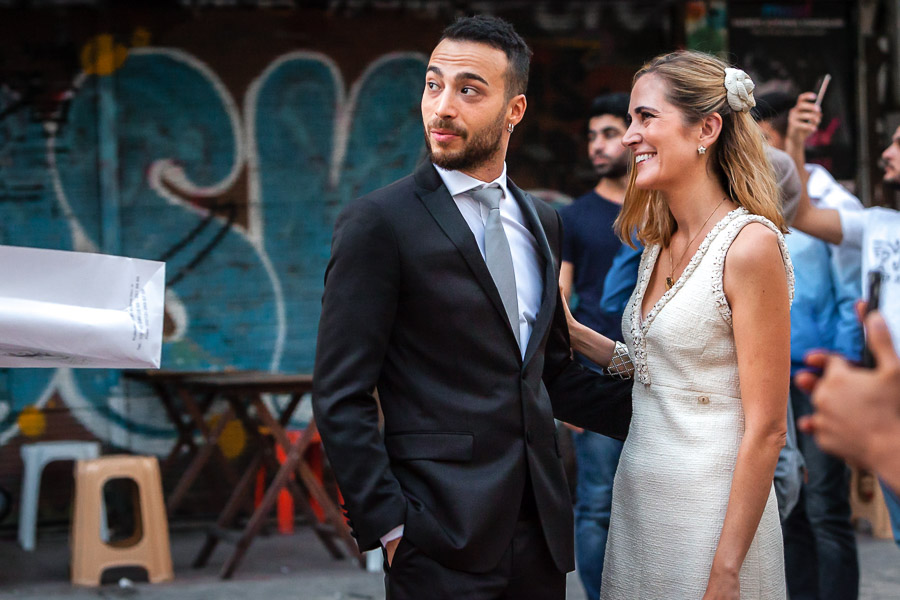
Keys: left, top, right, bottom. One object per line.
{"left": 839, "top": 206, "right": 900, "bottom": 352}
{"left": 806, "top": 164, "right": 864, "bottom": 276}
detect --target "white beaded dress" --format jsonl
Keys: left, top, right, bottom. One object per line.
{"left": 600, "top": 208, "right": 792, "bottom": 599}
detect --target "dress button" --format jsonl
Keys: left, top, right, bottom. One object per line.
{"left": 526, "top": 430, "right": 533, "bottom": 444}
{"left": 698, "top": 395, "right": 710, "bottom": 404}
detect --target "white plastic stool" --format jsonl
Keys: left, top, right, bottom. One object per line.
{"left": 18, "top": 441, "right": 108, "bottom": 551}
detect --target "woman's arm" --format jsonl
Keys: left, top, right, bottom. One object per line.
{"left": 704, "top": 224, "right": 791, "bottom": 599}
{"left": 560, "top": 293, "right": 617, "bottom": 367}
{"left": 559, "top": 260, "right": 575, "bottom": 303}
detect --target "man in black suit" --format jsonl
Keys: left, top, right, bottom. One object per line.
{"left": 313, "top": 15, "right": 632, "bottom": 599}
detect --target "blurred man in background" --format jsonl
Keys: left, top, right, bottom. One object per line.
{"left": 558, "top": 93, "right": 635, "bottom": 600}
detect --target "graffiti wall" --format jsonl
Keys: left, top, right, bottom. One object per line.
{"left": 0, "top": 2, "right": 674, "bottom": 515}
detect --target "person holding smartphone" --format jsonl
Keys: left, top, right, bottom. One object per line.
{"left": 791, "top": 120, "right": 900, "bottom": 553}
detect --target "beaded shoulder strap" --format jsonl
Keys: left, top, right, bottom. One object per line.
{"left": 710, "top": 214, "right": 795, "bottom": 326}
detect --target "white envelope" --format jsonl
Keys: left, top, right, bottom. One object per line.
{"left": 0, "top": 245, "right": 165, "bottom": 368}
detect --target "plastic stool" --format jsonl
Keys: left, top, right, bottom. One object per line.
{"left": 70, "top": 455, "right": 173, "bottom": 586}
{"left": 18, "top": 441, "right": 108, "bottom": 551}
{"left": 253, "top": 430, "right": 342, "bottom": 534}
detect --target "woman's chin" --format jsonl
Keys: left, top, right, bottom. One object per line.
{"left": 632, "top": 179, "right": 658, "bottom": 191}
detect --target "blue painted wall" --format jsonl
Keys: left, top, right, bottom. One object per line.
{"left": 0, "top": 4, "right": 672, "bottom": 512}
{"left": 0, "top": 16, "right": 436, "bottom": 496}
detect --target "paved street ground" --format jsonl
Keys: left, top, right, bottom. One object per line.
{"left": 0, "top": 522, "right": 898, "bottom": 599}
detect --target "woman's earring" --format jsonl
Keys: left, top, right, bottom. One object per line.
{"left": 697, "top": 145, "right": 707, "bottom": 155}
{"left": 507, "top": 123, "right": 515, "bottom": 133}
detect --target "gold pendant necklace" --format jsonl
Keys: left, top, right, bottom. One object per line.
{"left": 665, "top": 197, "right": 728, "bottom": 291}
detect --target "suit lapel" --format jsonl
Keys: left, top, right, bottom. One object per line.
{"left": 508, "top": 181, "right": 557, "bottom": 367}
{"left": 414, "top": 162, "right": 520, "bottom": 354}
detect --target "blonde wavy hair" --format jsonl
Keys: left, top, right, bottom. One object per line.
{"left": 615, "top": 50, "right": 787, "bottom": 249}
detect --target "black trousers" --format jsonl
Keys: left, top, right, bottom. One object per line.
{"left": 383, "top": 515, "right": 565, "bottom": 600}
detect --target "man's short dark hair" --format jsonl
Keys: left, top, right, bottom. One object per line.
{"left": 440, "top": 15, "right": 532, "bottom": 99}
{"left": 751, "top": 90, "right": 794, "bottom": 138}
{"left": 589, "top": 92, "right": 630, "bottom": 124}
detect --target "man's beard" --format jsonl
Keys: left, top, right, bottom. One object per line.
{"left": 593, "top": 153, "right": 629, "bottom": 179}
{"left": 424, "top": 109, "right": 506, "bottom": 172}
{"left": 879, "top": 158, "right": 900, "bottom": 188}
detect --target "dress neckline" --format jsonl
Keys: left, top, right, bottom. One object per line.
{"left": 637, "top": 207, "right": 747, "bottom": 329}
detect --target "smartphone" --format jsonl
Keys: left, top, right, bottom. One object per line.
{"left": 814, "top": 74, "right": 832, "bottom": 108}
{"left": 861, "top": 270, "right": 883, "bottom": 368}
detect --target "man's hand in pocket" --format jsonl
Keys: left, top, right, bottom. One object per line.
{"left": 386, "top": 536, "right": 402, "bottom": 566}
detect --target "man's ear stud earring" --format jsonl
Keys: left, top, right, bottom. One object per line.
{"left": 697, "top": 145, "right": 707, "bottom": 155}
{"left": 508, "top": 123, "right": 515, "bottom": 133}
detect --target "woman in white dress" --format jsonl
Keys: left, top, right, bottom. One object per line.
{"left": 564, "top": 51, "right": 792, "bottom": 599}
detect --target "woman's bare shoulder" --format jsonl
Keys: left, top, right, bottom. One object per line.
{"left": 725, "top": 222, "right": 785, "bottom": 285}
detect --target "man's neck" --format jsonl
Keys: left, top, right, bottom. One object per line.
{"left": 594, "top": 176, "right": 628, "bottom": 205}
{"left": 457, "top": 149, "right": 508, "bottom": 183}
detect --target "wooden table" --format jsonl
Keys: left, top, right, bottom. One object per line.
{"left": 172, "top": 372, "right": 361, "bottom": 578}
{"left": 122, "top": 369, "right": 254, "bottom": 516}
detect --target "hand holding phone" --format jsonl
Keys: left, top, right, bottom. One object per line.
{"left": 861, "top": 270, "right": 883, "bottom": 368}
{"left": 814, "top": 74, "right": 831, "bottom": 108}
{"left": 788, "top": 85, "right": 824, "bottom": 144}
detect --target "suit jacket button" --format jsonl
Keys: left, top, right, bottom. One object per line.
{"left": 526, "top": 430, "right": 533, "bottom": 444}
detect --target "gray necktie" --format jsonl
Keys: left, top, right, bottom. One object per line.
{"left": 472, "top": 185, "right": 521, "bottom": 348}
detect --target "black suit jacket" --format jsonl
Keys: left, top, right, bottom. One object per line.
{"left": 312, "top": 162, "right": 632, "bottom": 574}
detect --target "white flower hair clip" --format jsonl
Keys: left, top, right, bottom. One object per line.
{"left": 724, "top": 67, "right": 756, "bottom": 113}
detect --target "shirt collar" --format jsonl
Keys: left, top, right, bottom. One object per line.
{"left": 433, "top": 162, "right": 510, "bottom": 199}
